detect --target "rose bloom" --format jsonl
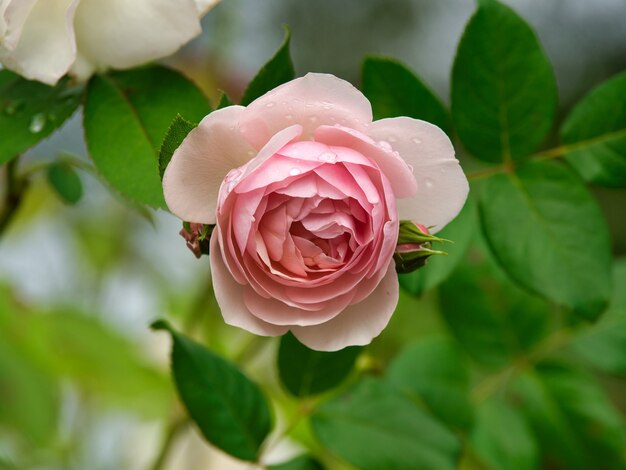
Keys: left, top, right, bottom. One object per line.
{"left": 164, "top": 74, "right": 468, "bottom": 351}
{"left": 0, "top": 0, "right": 220, "bottom": 85}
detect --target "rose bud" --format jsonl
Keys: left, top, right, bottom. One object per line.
{"left": 163, "top": 73, "right": 468, "bottom": 351}
{"left": 179, "top": 222, "right": 214, "bottom": 259}
{"left": 394, "top": 221, "right": 447, "bottom": 274}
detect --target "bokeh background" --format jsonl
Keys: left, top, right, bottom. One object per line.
{"left": 1, "top": 0, "right": 625, "bottom": 468}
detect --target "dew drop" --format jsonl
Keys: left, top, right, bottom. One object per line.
{"left": 285, "top": 114, "right": 294, "bottom": 120}
{"left": 29, "top": 113, "right": 46, "bottom": 133}
{"left": 411, "top": 137, "right": 422, "bottom": 144}
{"left": 3, "top": 100, "right": 24, "bottom": 116}
{"left": 247, "top": 150, "right": 255, "bottom": 157}
{"left": 318, "top": 151, "right": 337, "bottom": 163}
{"left": 377, "top": 140, "right": 393, "bottom": 152}
{"left": 322, "top": 102, "right": 334, "bottom": 110}
{"left": 265, "top": 101, "right": 276, "bottom": 108}
{"left": 423, "top": 177, "right": 434, "bottom": 189}
{"left": 289, "top": 168, "right": 302, "bottom": 176}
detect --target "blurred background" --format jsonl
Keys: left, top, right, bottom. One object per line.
{"left": 1, "top": 0, "right": 626, "bottom": 468}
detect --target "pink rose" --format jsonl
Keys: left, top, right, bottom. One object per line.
{"left": 163, "top": 73, "right": 468, "bottom": 351}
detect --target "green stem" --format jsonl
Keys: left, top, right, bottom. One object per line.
{"left": 148, "top": 415, "right": 189, "bottom": 470}
{"left": 0, "top": 158, "right": 26, "bottom": 237}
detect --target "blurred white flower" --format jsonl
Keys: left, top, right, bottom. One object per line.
{"left": 0, "top": 0, "right": 221, "bottom": 85}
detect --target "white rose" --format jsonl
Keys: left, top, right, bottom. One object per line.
{"left": 0, "top": 0, "right": 221, "bottom": 85}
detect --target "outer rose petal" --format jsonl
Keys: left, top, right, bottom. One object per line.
{"left": 72, "top": 0, "right": 201, "bottom": 74}
{"left": 194, "top": 0, "right": 222, "bottom": 15}
{"left": 210, "top": 233, "right": 289, "bottom": 337}
{"left": 367, "top": 117, "right": 469, "bottom": 233}
{"left": 291, "top": 260, "right": 399, "bottom": 351}
{"left": 163, "top": 106, "right": 255, "bottom": 224}
{"left": 0, "top": 0, "right": 79, "bottom": 85}
{"left": 240, "top": 73, "right": 373, "bottom": 149}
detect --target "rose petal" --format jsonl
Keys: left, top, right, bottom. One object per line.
{"left": 193, "top": 0, "right": 222, "bottom": 15}
{"left": 291, "top": 260, "right": 399, "bottom": 351}
{"left": 0, "top": 0, "right": 79, "bottom": 85}
{"left": 240, "top": 73, "right": 373, "bottom": 149}
{"left": 73, "top": 0, "right": 201, "bottom": 72}
{"left": 315, "top": 125, "right": 417, "bottom": 198}
{"left": 163, "top": 106, "right": 255, "bottom": 224}
{"left": 210, "top": 233, "right": 288, "bottom": 336}
{"left": 367, "top": 117, "right": 469, "bottom": 233}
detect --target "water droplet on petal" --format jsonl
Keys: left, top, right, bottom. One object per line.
{"left": 29, "top": 113, "right": 46, "bottom": 133}
{"left": 412, "top": 137, "right": 422, "bottom": 144}
{"left": 407, "top": 164, "right": 414, "bottom": 173}
{"left": 285, "top": 114, "right": 294, "bottom": 120}
{"left": 322, "top": 102, "right": 334, "bottom": 110}
{"left": 289, "top": 168, "right": 302, "bottom": 176}
{"left": 377, "top": 140, "right": 393, "bottom": 152}
{"left": 265, "top": 101, "right": 275, "bottom": 108}
{"left": 318, "top": 152, "right": 337, "bottom": 163}
{"left": 247, "top": 150, "right": 255, "bottom": 157}
{"left": 423, "top": 178, "right": 434, "bottom": 189}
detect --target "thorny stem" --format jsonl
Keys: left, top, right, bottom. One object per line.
{"left": 0, "top": 157, "right": 26, "bottom": 237}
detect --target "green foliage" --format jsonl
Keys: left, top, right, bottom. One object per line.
{"left": 470, "top": 398, "right": 539, "bottom": 470}
{"left": 562, "top": 71, "right": 626, "bottom": 187}
{"left": 152, "top": 320, "right": 271, "bottom": 462}
{"left": 269, "top": 455, "right": 324, "bottom": 470}
{"left": 217, "top": 92, "right": 234, "bottom": 109}
{"left": 387, "top": 337, "right": 474, "bottom": 430}
{"left": 0, "top": 71, "right": 82, "bottom": 165}
{"left": 570, "top": 260, "right": 626, "bottom": 375}
{"left": 158, "top": 114, "right": 197, "bottom": 178}
{"left": 512, "top": 363, "right": 626, "bottom": 469}
{"left": 399, "top": 198, "right": 476, "bottom": 296}
{"left": 362, "top": 56, "right": 451, "bottom": 135}
{"left": 277, "top": 332, "right": 361, "bottom": 397}
{"left": 451, "top": 0, "right": 557, "bottom": 162}
{"left": 439, "top": 241, "right": 551, "bottom": 368}
{"left": 240, "top": 29, "right": 295, "bottom": 106}
{"left": 478, "top": 161, "right": 612, "bottom": 319}
{"left": 46, "top": 161, "right": 83, "bottom": 205}
{"left": 311, "top": 378, "right": 460, "bottom": 470}
{"left": 83, "top": 66, "right": 210, "bottom": 208}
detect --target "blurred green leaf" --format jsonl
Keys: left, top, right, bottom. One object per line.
{"left": 439, "top": 240, "right": 551, "bottom": 368}
{"left": 479, "top": 160, "right": 612, "bottom": 319}
{"left": 158, "top": 114, "right": 197, "bottom": 178}
{"left": 269, "top": 454, "right": 324, "bottom": 470}
{"left": 46, "top": 161, "right": 83, "bottom": 205}
{"left": 362, "top": 56, "right": 451, "bottom": 135}
{"left": 83, "top": 66, "right": 210, "bottom": 207}
{"left": 0, "top": 342, "right": 59, "bottom": 448}
{"left": 512, "top": 363, "right": 626, "bottom": 469}
{"left": 240, "top": 28, "right": 295, "bottom": 106}
{"left": 217, "top": 92, "right": 234, "bottom": 109}
{"left": 386, "top": 337, "right": 474, "bottom": 431}
{"left": 570, "top": 260, "right": 626, "bottom": 375}
{"left": 470, "top": 398, "right": 538, "bottom": 470}
{"left": 400, "top": 198, "right": 476, "bottom": 296}
{"left": 152, "top": 320, "right": 271, "bottom": 461}
{"left": 562, "top": 71, "right": 626, "bottom": 187}
{"left": 451, "top": 0, "right": 556, "bottom": 162}
{"left": 0, "top": 71, "right": 82, "bottom": 164}
{"left": 311, "top": 378, "right": 460, "bottom": 470}
{"left": 278, "top": 332, "right": 361, "bottom": 397}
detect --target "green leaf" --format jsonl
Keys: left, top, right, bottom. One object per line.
{"left": 158, "top": 114, "right": 197, "bottom": 178}
{"left": 470, "top": 398, "right": 539, "bottom": 470}
{"left": 240, "top": 29, "right": 295, "bottom": 106}
{"left": 46, "top": 161, "right": 83, "bottom": 205}
{"left": 512, "top": 363, "right": 626, "bottom": 469}
{"left": 361, "top": 56, "right": 451, "bottom": 135}
{"left": 152, "top": 320, "right": 271, "bottom": 461}
{"left": 311, "top": 378, "right": 460, "bottom": 470}
{"left": 439, "top": 239, "right": 551, "bottom": 368}
{"left": 0, "top": 71, "right": 82, "bottom": 164}
{"left": 277, "top": 332, "right": 361, "bottom": 397}
{"left": 218, "top": 92, "right": 234, "bottom": 109}
{"left": 83, "top": 66, "right": 210, "bottom": 207}
{"left": 451, "top": 0, "right": 557, "bottom": 162}
{"left": 0, "top": 341, "right": 59, "bottom": 447}
{"left": 570, "top": 259, "right": 626, "bottom": 375}
{"left": 387, "top": 337, "right": 473, "bottom": 430}
{"left": 399, "top": 198, "right": 476, "bottom": 296}
{"left": 478, "top": 160, "right": 613, "bottom": 319}
{"left": 269, "top": 455, "right": 324, "bottom": 470}
{"left": 562, "top": 71, "right": 626, "bottom": 187}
